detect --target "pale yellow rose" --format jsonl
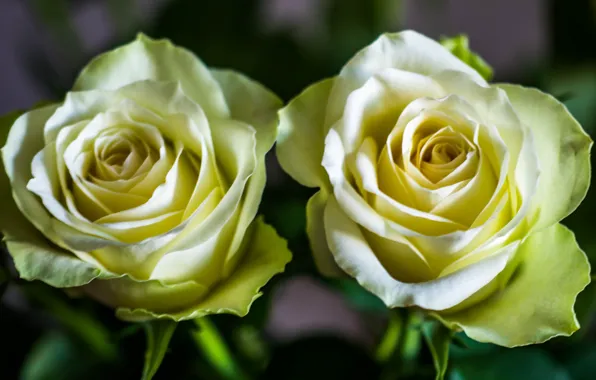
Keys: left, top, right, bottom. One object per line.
{"left": 0, "top": 35, "right": 292, "bottom": 321}
{"left": 276, "top": 31, "right": 592, "bottom": 347}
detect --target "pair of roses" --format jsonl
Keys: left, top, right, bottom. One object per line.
{"left": 1, "top": 31, "right": 591, "bottom": 347}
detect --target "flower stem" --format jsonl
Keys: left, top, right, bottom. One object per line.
{"left": 192, "top": 317, "right": 250, "bottom": 380}
{"left": 379, "top": 309, "right": 424, "bottom": 379}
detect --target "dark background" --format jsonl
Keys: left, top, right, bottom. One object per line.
{"left": 1, "top": 0, "right": 595, "bottom": 379}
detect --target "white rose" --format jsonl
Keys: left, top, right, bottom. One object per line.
{"left": 276, "top": 31, "right": 592, "bottom": 347}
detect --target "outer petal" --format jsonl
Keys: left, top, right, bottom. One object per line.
{"left": 1, "top": 107, "right": 115, "bottom": 287}
{"left": 2, "top": 105, "right": 60, "bottom": 239}
{"left": 326, "top": 30, "right": 487, "bottom": 125}
{"left": 1, "top": 105, "right": 92, "bottom": 250}
{"left": 497, "top": 84, "right": 593, "bottom": 230}
{"left": 436, "top": 223, "right": 591, "bottom": 347}
{"left": 210, "top": 69, "right": 282, "bottom": 156}
{"left": 205, "top": 70, "right": 282, "bottom": 274}
{"left": 114, "top": 217, "right": 292, "bottom": 321}
{"left": 149, "top": 118, "right": 257, "bottom": 284}
{"left": 276, "top": 78, "right": 334, "bottom": 189}
{"left": 306, "top": 189, "right": 343, "bottom": 277}
{"left": 221, "top": 157, "right": 265, "bottom": 278}
{"left": 0, "top": 109, "right": 24, "bottom": 235}
{"left": 324, "top": 196, "right": 518, "bottom": 311}
{"left": 83, "top": 276, "right": 209, "bottom": 314}
{"left": 73, "top": 34, "right": 229, "bottom": 119}
{"left": 6, "top": 238, "right": 119, "bottom": 288}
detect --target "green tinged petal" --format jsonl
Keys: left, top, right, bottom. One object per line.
{"left": 306, "top": 190, "right": 343, "bottom": 277}
{"left": 221, "top": 158, "right": 266, "bottom": 278}
{"left": 114, "top": 217, "right": 292, "bottom": 321}
{"left": 1, "top": 109, "right": 28, "bottom": 237}
{"left": 8, "top": 239, "right": 117, "bottom": 288}
{"left": 73, "top": 33, "right": 229, "bottom": 118}
{"left": 276, "top": 78, "right": 334, "bottom": 189}
{"left": 1, "top": 106, "right": 116, "bottom": 287}
{"left": 0, "top": 109, "right": 25, "bottom": 235}
{"left": 440, "top": 35, "right": 493, "bottom": 81}
{"left": 84, "top": 276, "right": 209, "bottom": 315}
{"left": 210, "top": 69, "right": 282, "bottom": 156}
{"left": 203, "top": 70, "right": 282, "bottom": 277}
{"left": 436, "top": 223, "right": 591, "bottom": 347}
{"left": 0, "top": 110, "right": 23, "bottom": 143}
{"left": 498, "top": 84, "right": 593, "bottom": 230}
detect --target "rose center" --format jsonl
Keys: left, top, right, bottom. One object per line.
{"left": 91, "top": 127, "right": 157, "bottom": 181}
{"left": 410, "top": 125, "right": 474, "bottom": 183}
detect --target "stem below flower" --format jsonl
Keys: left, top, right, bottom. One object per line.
{"left": 192, "top": 317, "right": 250, "bottom": 380}
{"left": 379, "top": 309, "right": 424, "bottom": 380}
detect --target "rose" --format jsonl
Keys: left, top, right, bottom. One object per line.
{"left": 276, "top": 31, "right": 592, "bottom": 346}
{"left": 0, "top": 35, "right": 292, "bottom": 321}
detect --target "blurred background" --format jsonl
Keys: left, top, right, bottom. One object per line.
{"left": 0, "top": 0, "right": 595, "bottom": 379}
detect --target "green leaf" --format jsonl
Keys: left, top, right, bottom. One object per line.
{"left": 422, "top": 321, "right": 452, "bottom": 380}
{"left": 440, "top": 35, "right": 493, "bottom": 81}
{"left": 20, "top": 331, "right": 101, "bottom": 380}
{"left": 450, "top": 348, "right": 571, "bottom": 380}
{"left": 142, "top": 320, "right": 177, "bottom": 380}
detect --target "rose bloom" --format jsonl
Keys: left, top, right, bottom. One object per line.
{"left": 0, "top": 35, "right": 291, "bottom": 321}
{"left": 276, "top": 31, "right": 592, "bottom": 346}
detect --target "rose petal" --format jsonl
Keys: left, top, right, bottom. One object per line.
{"left": 326, "top": 31, "right": 487, "bottom": 126}
{"left": 114, "top": 218, "right": 292, "bottom": 321}
{"left": 498, "top": 84, "right": 593, "bottom": 230}
{"left": 211, "top": 69, "right": 282, "bottom": 156}
{"left": 276, "top": 78, "right": 335, "bottom": 189}
{"left": 436, "top": 224, "right": 590, "bottom": 347}
{"left": 324, "top": 195, "right": 518, "bottom": 310}
{"left": 73, "top": 34, "right": 229, "bottom": 119}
